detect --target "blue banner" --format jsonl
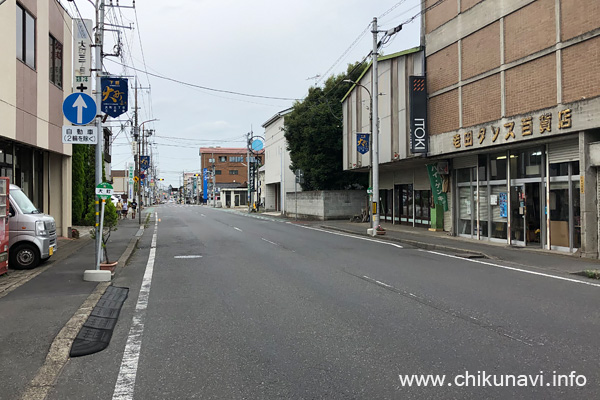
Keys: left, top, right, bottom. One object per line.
{"left": 203, "top": 168, "right": 208, "bottom": 201}
{"left": 357, "top": 133, "right": 370, "bottom": 155}
{"left": 101, "top": 78, "right": 128, "bottom": 118}
{"left": 140, "top": 156, "right": 150, "bottom": 171}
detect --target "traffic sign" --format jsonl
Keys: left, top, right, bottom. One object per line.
{"left": 251, "top": 139, "right": 264, "bottom": 151}
{"left": 62, "top": 125, "right": 98, "bottom": 144}
{"left": 63, "top": 92, "right": 97, "bottom": 125}
{"left": 95, "top": 182, "right": 113, "bottom": 200}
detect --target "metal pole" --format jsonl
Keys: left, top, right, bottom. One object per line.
{"left": 247, "top": 133, "right": 251, "bottom": 212}
{"left": 96, "top": 199, "right": 105, "bottom": 269}
{"left": 295, "top": 177, "right": 297, "bottom": 221}
{"left": 371, "top": 17, "right": 380, "bottom": 235}
{"left": 94, "top": 0, "right": 105, "bottom": 262}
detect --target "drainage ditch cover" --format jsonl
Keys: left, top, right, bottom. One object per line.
{"left": 70, "top": 285, "right": 129, "bottom": 357}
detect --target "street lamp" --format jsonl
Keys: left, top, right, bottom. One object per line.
{"left": 344, "top": 79, "right": 373, "bottom": 226}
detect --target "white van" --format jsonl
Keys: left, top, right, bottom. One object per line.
{"left": 8, "top": 184, "right": 57, "bottom": 269}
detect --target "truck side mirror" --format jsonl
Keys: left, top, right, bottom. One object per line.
{"left": 9, "top": 207, "right": 14, "bottom": 218}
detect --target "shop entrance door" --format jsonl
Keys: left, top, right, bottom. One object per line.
{"left": 510, "top": 183, "right": 541, "bottom": 246}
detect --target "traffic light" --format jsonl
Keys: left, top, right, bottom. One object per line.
{"left": 158, "top": 178, "right": 164, "bottom": 181}
{"left": 194, "top": 173, "right": 200, "bottom": 177}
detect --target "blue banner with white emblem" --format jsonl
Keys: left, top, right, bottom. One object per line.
{"left": 101, "top": 78, "right": 128, "bottom": 118}
{"left": 356, "top": 133, "right": 370, "bottom": 155}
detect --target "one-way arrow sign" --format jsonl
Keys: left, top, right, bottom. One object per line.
{"left": 63, "top": 92, "right": 97, "bottom": 125}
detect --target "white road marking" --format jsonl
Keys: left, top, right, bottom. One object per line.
{"left": 200, "top": 214, "right": 206, "bottom": 217}
{"left": 295, "top": 225, "right": 403, "bottom": 248}
{"left": 261, "top": 238, "right": 278, "bottom": 245}
{"left": 421, "top": 249, "right": 600, "bottom": 288}
{"left": 112, "top": 213, "right": 159, "bottom": 400}
{"left": 174, "top": 255, "right": 203, "bottom": 259}
{"left": 233, "top": 227, "right": 242, "bottom": 232}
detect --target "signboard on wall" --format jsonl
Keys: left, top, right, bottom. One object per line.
{"left": 409, "top": 76, "right": 428, "bottom": 154}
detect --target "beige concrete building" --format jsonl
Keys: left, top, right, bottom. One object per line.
{"left": 0, "top": 0, "right": 73, "bottom": 237}
{"left": 342, "top": 48, "right": 439, "bottom": 229}
{"left": 425, "top": 0, "right": 600, "bottom": 257}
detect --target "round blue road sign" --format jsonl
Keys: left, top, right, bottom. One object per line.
{"left": 63, "top": 93, "right": 97, "bottom": 125}
{"left": 251, "top": 139, "right": 264, "bottom": 151}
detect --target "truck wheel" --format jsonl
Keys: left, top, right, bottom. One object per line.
{"left": 10, "top": 243, "right": 40, "bottom": 270}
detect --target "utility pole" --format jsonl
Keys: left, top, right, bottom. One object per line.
{"left": 94, "top": 0, "right": 105, "bottom": 268}
{"left": 370, "top": 17, "right": 380, "bottom": 236}
{"left": 247, "top": 131, "right": 251, "bottom": 213}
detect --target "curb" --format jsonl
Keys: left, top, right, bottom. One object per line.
{"left": 20, "top": 225, "right": 146, "bottom": 400}
{"left": 114, "top": 226, "right": 144, "bottom": 276}
{"left": 320, "top": 225, "right": 490, "bottom": 259}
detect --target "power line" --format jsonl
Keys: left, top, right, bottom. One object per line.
{"left": 104, "top": 59, "right": 300, "bottom": 101}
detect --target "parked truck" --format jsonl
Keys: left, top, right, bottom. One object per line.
{"left": 8, "top": 184, "right": 57, "bottom": 269}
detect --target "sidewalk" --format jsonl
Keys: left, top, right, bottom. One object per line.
{"left": 0, "top": 208, "right": 148, "bottom": 400}
{"left": 244, "top": 208, "right": 600, "bottom": 277}
{"left": 315, "top": 219, "right": 600, "bottom": 276}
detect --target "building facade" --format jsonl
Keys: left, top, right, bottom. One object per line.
{"left": 342, "top": 48, "right": 442, "bottom": 229}
{"left": 1, "top": 0, "right": 73, "bottom": 237}
{"left": 425, "top": 0, "right": 599, "bottom": 257}
{"left": 262, "top": 108, "right": 299, "bottom": 213}
{"left": 199, "top": 147, "right": 263, "bottom": 207}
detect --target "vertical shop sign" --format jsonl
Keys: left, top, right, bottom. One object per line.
{"left": 410, "top": 76, "right": 428, "bottom": 153}
{"left": 426, "top": 164, "right": 448, "bottom": 211}
{"left": 499, "top": 192, "right": 508, "bottom": 218}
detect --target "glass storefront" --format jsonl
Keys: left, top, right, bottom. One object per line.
{"left": 455, "top": 147, "right": 581, "bottom": 252}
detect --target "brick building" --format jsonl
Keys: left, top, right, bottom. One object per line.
{"left": 425, "top": 0, "right": 600, "bottom": 257}
{"left": 198, "top": 147, "right": 263, "bottom": 206}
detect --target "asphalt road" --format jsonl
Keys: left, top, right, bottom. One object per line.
{"left": 48, "top": 205, "right": 600, "bottom": 399}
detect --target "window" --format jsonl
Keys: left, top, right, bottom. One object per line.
{"left": 229, "top": 170, "right": 239, "bottom": 175}
{"left": 17, "top": 4, "right": 35, "bottom": 69}
{"left": 214, "top": 170, "right": 222, "bottom": 175}
{"left": 229, "top": 156, "right": 243, "bottom": 162}
{"left": 219, "top": 156, "right": 226, "bottom": 162}
{"left": 49, "top": 36, "right": 62, "bottom": 87}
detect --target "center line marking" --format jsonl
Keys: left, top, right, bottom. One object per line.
{"left": 233, "top": 227, "right": 242, "bottom": 232}
{"left": 174, "top": 255, "right": 203, "bottom": 259}
{"left": 261, "top": 238, "right": 277, "bottom": 245}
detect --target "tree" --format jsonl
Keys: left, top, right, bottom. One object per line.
{"left": 284, "top": 62, "right": 368, "bottom": 190}
{"left": 84, "top": 199, "right": 118, "bottom": 263}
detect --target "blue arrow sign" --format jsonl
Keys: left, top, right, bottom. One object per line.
{"left": 63, "top": 93, "right": 96, "bottom": 125}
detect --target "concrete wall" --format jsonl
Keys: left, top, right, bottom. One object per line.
{"left": 284, "top": 190, "right": 367, "bottom": 220}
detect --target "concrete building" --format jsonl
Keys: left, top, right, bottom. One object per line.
{"left": 262, "top": 108, "right": 297, "bottom": 213}
{"left": 0, "top": 0, "right": 73, "bottom": 237}
{"left": 425, "top": 0, "right": 599, "bottom": 257}
{"left": 342, "top": 48, "right": 438, "bottom": 228}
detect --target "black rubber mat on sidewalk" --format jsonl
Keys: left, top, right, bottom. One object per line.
{"left": 70, "top": 286, "right": 129, "bottom": 357}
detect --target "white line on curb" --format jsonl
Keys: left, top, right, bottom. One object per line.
{"left": 295, "top": 225, "right": 403, "bottom": 249}
{"left": 421, "top": 249, "right": 600, "bottom": 288}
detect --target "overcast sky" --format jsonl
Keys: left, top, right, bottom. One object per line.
{"left": 66, "top": 0, "right": 422, "bottom": 189}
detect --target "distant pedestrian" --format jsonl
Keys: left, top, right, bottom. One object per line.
{"left": 116, "top": 199, "right": 123, "bottom": 220}
{"left": 121, "top": 201, "right": 128, "bottom": 219}
{"left": 131, "top": 200, "right": 137, "bottom": 219}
